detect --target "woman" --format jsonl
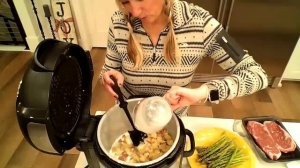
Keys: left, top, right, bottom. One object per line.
{"left": 100, "top": 0, "right": 268, "bottom": 115}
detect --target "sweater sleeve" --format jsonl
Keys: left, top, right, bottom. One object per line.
{"left": 99, "top": 15, "right": 122, "bottom": 80}
{"left": 202, "top": 14, "right": 268, "bottom": 101}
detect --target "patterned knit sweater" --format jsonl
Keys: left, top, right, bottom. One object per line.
{"left": 101, "top": 0, "right": 268, "bottom": 103}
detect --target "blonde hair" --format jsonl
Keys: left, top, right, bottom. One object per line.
{"left": 115, "top": 0, "right": 181, "bottom": 68}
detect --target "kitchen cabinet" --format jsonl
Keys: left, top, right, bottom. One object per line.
{"left": 282, "top": 37, "right": 300, "bottom": 81}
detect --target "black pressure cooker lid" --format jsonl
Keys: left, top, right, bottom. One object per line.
{"left": 49, "top": 50, "right": 83, "bottom": 136}
{"left": 16, "top": 39, "right": 94, "bottom": 154}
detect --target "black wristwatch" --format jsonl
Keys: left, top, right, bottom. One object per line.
{"left": 209, "top": 89, "right": 219, "bottom": 103}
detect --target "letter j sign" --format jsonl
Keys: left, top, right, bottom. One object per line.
{"left": 51, "top": 0, "right": 78, "bottom": 44}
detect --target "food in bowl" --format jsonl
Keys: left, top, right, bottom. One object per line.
{"left": 110, "top": 129, "right": 174, "bottom": 163}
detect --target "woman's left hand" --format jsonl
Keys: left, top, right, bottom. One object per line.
{"left": 163, "top": 85, "right": 209, "bottom": 111}
{"left": 101, "top": 70, "right": 124, "bottom": 98}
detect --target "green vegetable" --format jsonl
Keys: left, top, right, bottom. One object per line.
{"left": 196, "top": 133, "right": 248, "bottom": 168}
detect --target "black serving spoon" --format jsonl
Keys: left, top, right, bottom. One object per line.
{"left": 110, "top": 76, "right": 147, "bottom": 146}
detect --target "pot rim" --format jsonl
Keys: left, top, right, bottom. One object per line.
{"left": 96, "top": 98, "right": 181, "bottom": 166}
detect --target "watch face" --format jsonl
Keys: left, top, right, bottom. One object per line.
{"left": 210, "top": 90, "right": 219, "bottom": 101}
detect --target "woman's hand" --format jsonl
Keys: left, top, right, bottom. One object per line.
{"left": 101, "top": 70, "right": 124, "bottom": 98}
{"left": 163, "top": 85, "right": 209, "bottom": 111}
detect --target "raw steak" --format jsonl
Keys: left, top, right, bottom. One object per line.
{"left": 264, "top": 121, "right": 296, "bottom": 153}
{"left": 247, "top": 121, "right": 281, "bottom": 160}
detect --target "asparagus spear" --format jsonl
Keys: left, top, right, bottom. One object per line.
{"left": 196, "top": 134, "right": 248, "bottom": 168}
{"left": 198, "top": 135, "right": 228, "bottom": 158}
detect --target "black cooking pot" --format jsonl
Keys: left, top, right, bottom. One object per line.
{"left": 16, "top": 39, "right": 195, "bottom": 168}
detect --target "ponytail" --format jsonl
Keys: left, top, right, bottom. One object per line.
{"left": 164, "top": 0, "right": 181, "bottom": 64}
{"left": 164, "top": 10, "right": 181, "bottom": 64}
{"left": 127, "top": 21, "right": 143, "bottom": 68}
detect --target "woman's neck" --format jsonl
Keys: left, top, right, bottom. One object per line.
{"left": 142, "top": 13, "right": 168, "bottom": 45}
{"left": 142, "top": 11, "right": 168, "bottom": 30}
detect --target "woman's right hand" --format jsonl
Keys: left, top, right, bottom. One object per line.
{"left": 163, "top": 85, "right": 209, "bottom": 111}
{"left": 101, "top": 70, "right": 124, "bottom": 98}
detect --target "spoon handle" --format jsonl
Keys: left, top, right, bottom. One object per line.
{"left": 110, "top": 76, "right": 126, "bottom": 105}
{"left": 110, "top": 76, "right": 136, "bottom": 128}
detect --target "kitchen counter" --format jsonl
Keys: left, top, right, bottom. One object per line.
{"left": 75, "top": 113, "right": 300, "bottom": 168}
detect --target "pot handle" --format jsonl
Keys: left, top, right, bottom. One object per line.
{"left": 182, "top": 129, "right": 195, "bottom": 157}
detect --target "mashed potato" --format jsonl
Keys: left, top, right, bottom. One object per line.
{"left": 110, "top": 129, "right": 174, "bottom": 163}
